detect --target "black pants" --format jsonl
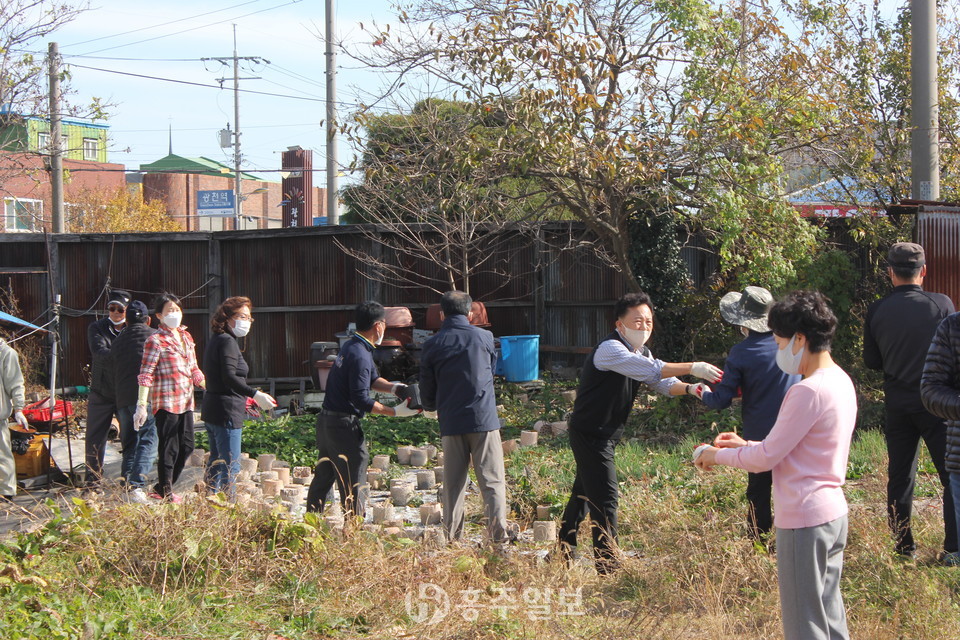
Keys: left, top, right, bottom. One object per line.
{"left": 153, "top": 410, "right": 195, "bottom": 497}
{"left": 885, "top": 406, "right": 957, "bottom": 554}
{"left": 559, "top": 429, "right": 619, "bottom": 572}
{"left": 306, "top": 413, "right": 369, "bottom": 518}
{"left": 84, "top": 390, "right": 118, "bottom": 484}
{"left": 746, "top": 470, "right": 773, "bottom": 539}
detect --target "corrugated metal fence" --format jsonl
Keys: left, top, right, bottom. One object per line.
{"left": 1, "top": 223, "right": 658, "bottom": 386}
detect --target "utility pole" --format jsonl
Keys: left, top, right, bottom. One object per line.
{"left": 326, "top": 0, "right": 339, "bottom": 225}
{"left": 911, "top": 0, "right": 939, "bottom": 201}
{"left": 48, "top": 42, "right": 64, "bottom": 233}
{"left": 203, "top": 26, "right": 266, "bottom": 230}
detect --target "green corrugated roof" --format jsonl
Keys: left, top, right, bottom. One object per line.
{"left": 139, "top": 154, "right": 263, "bottom": 180}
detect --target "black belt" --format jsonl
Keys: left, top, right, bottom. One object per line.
{"left": 320, "top": 408, "right": 357, "bottom": 418}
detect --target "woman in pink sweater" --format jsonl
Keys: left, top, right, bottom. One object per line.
{"left": 696, "top": 290, "right": 857, "bottom": 640}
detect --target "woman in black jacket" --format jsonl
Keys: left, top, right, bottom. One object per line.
{"left": 202, "top": 297, "right": 276, "bottom": 495}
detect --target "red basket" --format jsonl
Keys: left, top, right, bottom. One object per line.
{"left": 22, "top": 397, "right": 75, "bottom": 427}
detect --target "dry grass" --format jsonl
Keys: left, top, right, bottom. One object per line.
{"left": 2, "top": 430, "right": 959, "bottom": 639}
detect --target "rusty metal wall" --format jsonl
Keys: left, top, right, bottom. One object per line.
{"left": 0, "top": 224, "right": 712, "bottom": 385}
{"left": 917, "top": 206, "right": 960, "bottom": 307}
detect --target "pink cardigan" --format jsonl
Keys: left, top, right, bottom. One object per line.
{"left": 714, "top": 366, "right": 857, "bottom": 529}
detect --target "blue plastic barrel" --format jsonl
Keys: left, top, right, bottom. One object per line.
{"left": 499, "top": 335, "right": 540, "bottom": 382}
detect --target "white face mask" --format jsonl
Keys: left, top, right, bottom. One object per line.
{"left": 110, "top": 317, "right": 125, "bottom": 326}
{"left": 375, "top": 323, "right": 385, "bottom": 346}
{"left": 776, "top": 335, "right": 804, "bottom": 375}
{"left": 232, "top": 318, "right": 251, "bottom": 338}
{"left": 620, "top": 326, "right": 650, "bottom": 351}
{"left": 162, "top": 311, "right": 183, "bottom": 329}
{"left": 740, "top": 326, "right": 750, "bottom": 338}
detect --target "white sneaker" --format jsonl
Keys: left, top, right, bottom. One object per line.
{"left": 128, "top": 488, "right": 150, "bottom": 504}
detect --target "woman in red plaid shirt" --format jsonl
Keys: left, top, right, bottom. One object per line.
{"left": 133, "top": 293, "right": 205, "bottom": 502}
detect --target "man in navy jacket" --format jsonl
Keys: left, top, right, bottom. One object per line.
{"left": 700, "top": 286, "right": 800, "bottom": 540}
{"left": 420, "top": 290, "right": 511, "bottom": 544}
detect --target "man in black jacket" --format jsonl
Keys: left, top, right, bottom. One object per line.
{"left": 85, "top": 289, "right": 130, "bottom": 487}
{"left": 558, "top": 292, "right": 721, "bottom": 573}
{"left": 921, "top": 311, "right": 960, "bottom": 567}
{"left": 864, "top": 242, "right": 957, "bottom": 561}
{"left": 109, "top": 301, "right": 158, "bottom": 502}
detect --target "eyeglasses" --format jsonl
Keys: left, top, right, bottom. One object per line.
{"left": 235, "top": 313, "right": 254, "bottom": 322}
{"left": 108, "top": 305, "right": 125, "bottom": 313}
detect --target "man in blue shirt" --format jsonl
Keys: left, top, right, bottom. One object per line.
{"left": 420, "top": 290, "right": 512, "bottom": 544}
{"left": 700, "top": 286, "right": 800, "bottom": 540}
{"left": 559, "top": 292, "right": 722, "bottom": 573}
{"left": 306, "top": 301, "right": 419, "bottom": 517}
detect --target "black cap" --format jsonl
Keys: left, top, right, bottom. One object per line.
{"left": 125, "top": 300, "right": 149, "bottom": 324}
{"left": 887, "top": 242, "right": 925, "bottom": 269}
{"left": 107, "top": 289, "right": 132, "bottom": 307}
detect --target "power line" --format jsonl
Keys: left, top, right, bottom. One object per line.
{"left": 76, "top": 0, "right": 304, "bottom": 56}
{"left": 111, "top": 122, "right": 320, "bottom": 133}
{"left": 66, "top": 62, "right": 342, "bottom": 104}
{"left": 63, "top": 0, "right": 270, "bottom": 48}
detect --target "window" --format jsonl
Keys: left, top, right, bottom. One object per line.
{"left": 3, "top": 198, "right": 43, "bottom": 232}
{"left": 37, "top": 132, "right": 67, "bottom": 154}
{"left": 82, "top": 137, "right": 99, "bottom": 160}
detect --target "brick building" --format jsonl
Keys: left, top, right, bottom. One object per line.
{"left": 1, "top": 114, "right": 125, "bottom": 232}
{"left": 138, "top": 154, "right": 327, "bottom": 231}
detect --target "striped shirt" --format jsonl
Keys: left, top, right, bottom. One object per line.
{"left": 137, "top": 325, "right": 204, "bottom": 414}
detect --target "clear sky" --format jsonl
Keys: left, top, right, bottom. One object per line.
{"left": 34, "top": 0, "right": 909, "bottom": 182}
{"left": 44, "top": 0, "right": 399, "bottom": 181}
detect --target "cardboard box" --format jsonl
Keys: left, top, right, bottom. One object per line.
{"left": 14, "top": 434, "right": 50, "bottom": 478}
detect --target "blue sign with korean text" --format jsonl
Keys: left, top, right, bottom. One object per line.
{"left": 197, "top": 190, "right": 235, "bottom": 217}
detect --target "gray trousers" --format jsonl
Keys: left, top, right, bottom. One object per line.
{"left": 441, "top": 430, "right": 508, "bottom": 543}
{"left": 0, "top": 423, "right": 16, "bottom": 496}
{"left": 777, "top": 515, "right": 849, "bottom": 640}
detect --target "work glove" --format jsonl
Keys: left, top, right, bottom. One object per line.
{"left": 192, "top": 370, "right": 206, "bottom": 388}
{"left": 133, "top": 405, "right": 148, "bottom": 431}
{"left": 686, "top": 383, "right": 709, "bottom": 400}
{"left": 691, "top": 362, "right": 722, "bottom": 383}
{"left": 422, "top": 411, "right": 438, "bottom": 420}
{"left": 14, "top": 411, "right": 29, "bottom": 429}
{"left": 253, "top": 390, "right": 277, "bottom": 410}
{"left": 392, "top": 398, "right": 421, "bottom": 418}
{"left": 390, "top": 382, "right": 408, "bottom": 397}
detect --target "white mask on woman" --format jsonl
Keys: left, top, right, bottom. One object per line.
{"left": 232, "top": 318, "right": 251, "bottom": 338}
{"left": 162, "top": 311, "right": 183, "bottom": 329}
{"left": 776, "top": 335, "right": 804, "bottom": 375}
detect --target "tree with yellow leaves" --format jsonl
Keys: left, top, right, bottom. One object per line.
{"left": 66, "top": 185, "right": 181, "bottom": 233}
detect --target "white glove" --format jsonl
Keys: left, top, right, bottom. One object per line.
{"left": 392, "top": 398, "right": 421, "bottom": 418}
{"left": 133, "top": 405, "right": 148, "bottom": 431}
{"left": 422, "top": 410, "right": 438, "bottom": 420}
{"left": 390, "top": 382, "right": 407, "bottom": 397}
{"left": 253, "top": 390, "right": 277, "bottom": 410}
{"left": 14, "top": 411, "right": 29, "bottom": 429}
{"left": 686, "top": 383, "right": 709, "bottom": 400}
{"left": 691, "top": 362, "right": 722, "bottom": 383}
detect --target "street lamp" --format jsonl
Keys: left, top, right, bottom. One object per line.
{"left": 237, "top": 187, "right": 269, "bottom": 229}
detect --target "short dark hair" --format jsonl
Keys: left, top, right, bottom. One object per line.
{"left": 889, "top": 264, "right": 922, "bottom": 281}
{"left": 614, "top": 291, "right": 653, "bottom": 319}
{"left": 768, "top": 290, "right": 837, "bottom": 353}
{"left": 355, "top": 300, "right": 385, "bottom": 332}
{"left": 152, "top": 292, "right": 181, "bottom": 317}
{"left": 211, "top": 296, "right": 252, "bottom": 335}
{"left": 440, "top": 290, "right": 472, "bottom": 317}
